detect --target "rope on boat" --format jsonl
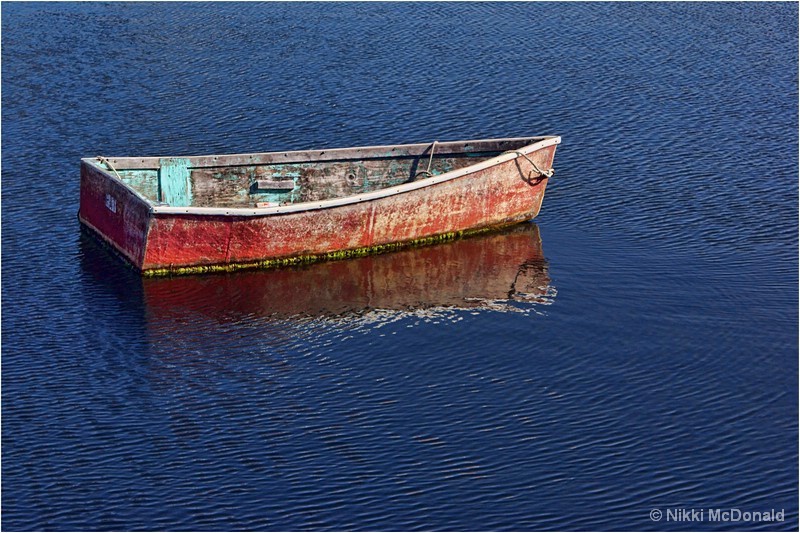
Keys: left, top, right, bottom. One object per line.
{"left": 503, "top": 150, "right": 554, "bottom": 179}
{"left": 414, "top": 140, "right": 438, "bottom": 180}
{"left": 97, "top": 156, "right": 123, "bottom": 180}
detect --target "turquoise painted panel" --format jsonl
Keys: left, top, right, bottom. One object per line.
{"left": 158, "top": 158, "right": 192, "bottom": 207}
{"left": 118, "top": 170, "right": 159, "bottom": 201}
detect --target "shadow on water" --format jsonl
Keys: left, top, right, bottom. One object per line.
{"left": 79, "top": 222, "right": 555, "bottom": 324}
{"left": 77, "top": 222, "right": 557, "bottom": 423}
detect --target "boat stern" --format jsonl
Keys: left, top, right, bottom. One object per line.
{"left": 78, "top": 159, "right": 153, "bottom": 271}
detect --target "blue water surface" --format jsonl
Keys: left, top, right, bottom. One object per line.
{"left": 2, "top": 3, "right": 798, "bottom": 531}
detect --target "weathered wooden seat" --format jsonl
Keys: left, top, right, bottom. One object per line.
{"left": 254, "top": 179, "right": 295, "bottom": 191}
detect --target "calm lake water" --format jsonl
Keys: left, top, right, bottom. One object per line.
{"left": 2, "top": 3, "right": 797, "bottom": 531}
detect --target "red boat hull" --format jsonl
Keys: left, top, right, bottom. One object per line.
{"left": 79, "top": 139, "right": 558, "bottom": 275}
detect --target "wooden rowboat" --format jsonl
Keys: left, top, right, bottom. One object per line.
{"left": 79, "top": 136, "right": 560, "bottom": 275}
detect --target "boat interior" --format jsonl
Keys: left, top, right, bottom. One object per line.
{"left": 91, "top": 137, "right": 549, "bottom": 209}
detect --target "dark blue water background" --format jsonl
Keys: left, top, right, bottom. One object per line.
{"left": 2, "top": 3, "right": 797, "bottom": 531}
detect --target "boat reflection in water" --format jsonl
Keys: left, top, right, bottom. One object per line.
{"left": 80, "top": 222, "right": 555, "bottom": 324}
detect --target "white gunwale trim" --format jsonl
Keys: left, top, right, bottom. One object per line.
{"left": 83, "top": 136, "right": 560, "bottom": 217}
